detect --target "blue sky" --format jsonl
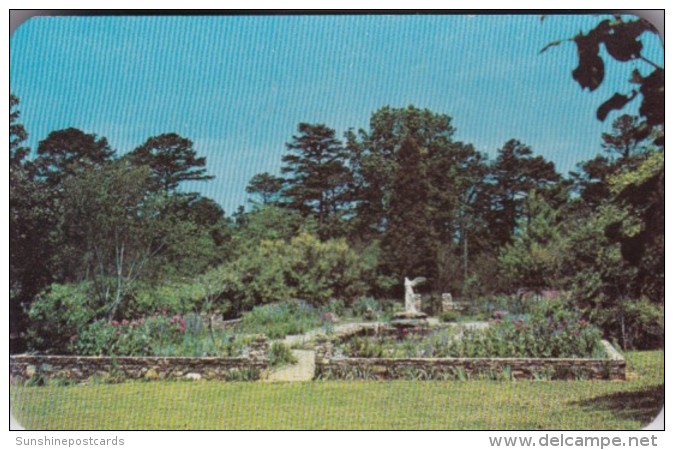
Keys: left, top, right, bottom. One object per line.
{"left": 10, "top": 14, "right": 663, "bottom": 214}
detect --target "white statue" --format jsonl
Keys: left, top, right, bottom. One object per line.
{"left": 404, "top": 277, "right": 426, "bottom": 313}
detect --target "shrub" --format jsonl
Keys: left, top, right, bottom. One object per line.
{"left": 596, "top": 299, "right": 664, "bottom": 350}
{"left": 127, "top": 267, "right": 234, "bottom": 318}
{"left": 228, "top": 233, "right": 366, "bottom": 309}
{"left": 26, "top": 283, "right": 101, "bottom": 353}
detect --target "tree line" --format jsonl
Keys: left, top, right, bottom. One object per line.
{"left": 10, "top": 95, "right": 663, "bottom": 351}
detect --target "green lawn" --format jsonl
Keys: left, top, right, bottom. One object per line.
{"left": 11, "top": 351, "right": 663, "bottom": 430}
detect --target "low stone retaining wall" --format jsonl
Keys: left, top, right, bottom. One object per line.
{"left": 11, "top": 335, "right": 269, "bottom": 383}
{"left": 315, "top": 338, "right": 625, "bottom": 381}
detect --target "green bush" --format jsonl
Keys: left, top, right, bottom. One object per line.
{"left": 26, "top": 283, "right": 101, "bottom": 353}
{"left": 240, "top": 300, "right": 322, "bottom": 339}
{"left": 596, "top": 299, "right": 664, "bottom": 350}
{"left": 127, "top": 267, "right": 234, "bottom": 318}
{"left": 228, "top": 233, "right": 366, "bottom": 309}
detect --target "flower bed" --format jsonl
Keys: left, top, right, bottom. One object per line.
{"left": 314, "top": 315, "right": 626, "bottom": 380}
{"left": 68, "top": 313, "right": 256, "bottom": 358}
{"left": 10, "top": 335, "right": 269, "bottom": 384}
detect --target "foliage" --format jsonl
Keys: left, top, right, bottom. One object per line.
{"left": 606, "top": 151, "right": 664, "bottom": 303}
{"left": 26, "top": 283, "right": 101, "bottom": 353}
{"left": 240, "top": 300, "right": 322, "bottom": 339}
{"left": 125, "top": 270, "right": 232, "bottom": 319}
{"left": 71, "top": 313, "right": 247, "bottom": 357}
{"left": 342, "top": 336, "right": 385, "bottom": 358}
{"left": 543, "top": 15, "right": 663, "bottom": 137}
{"left": 9, "top": 93, "right": 29, "bottom": 165}
{"left": 57, "top": 161, "right": 168, "bottom": 317}
{"left": 498, "top": 191, "right": 563, "bottom": 291}
{"left": 9, "top": 96, "right": 56, "bottom": 339}
{"left": 229, "top": 233, "right": 366, "bottom": 309}
{"left": 230, "top": 205, "right": 306, "bottom": 252}
{"left": 127, "top": 132, "right": 213, "bottom": 192}
{"left": 448, "top": 307, "right": 604, "bottom": 359}
{"left": 35, "top": 127, "right": 115, "bottom": 187}
{"left": 268, "top": 342, "right": 297, "bottom": 367}
{"left": 281, "top": 123, "right": 352, "bottom": 239}
{"left": 484, "top": 139, "right": 561, "bottom": 246}
{"left": 321, "top": 298, "right": 345, "bottom": 316}
{"left": 596, "top": 298, "right": 663, "bottom": 350}
{"left": 246, "top": 172, "right": 285, "bottom": 205}
{"left": 379, "top": 136, "right": 438, "bottom": 288}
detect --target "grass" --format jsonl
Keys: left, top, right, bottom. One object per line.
{"left": 10, "top": 351, "right": 662, "bottom": 430}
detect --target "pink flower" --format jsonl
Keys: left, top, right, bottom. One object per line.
{"left": 402, "top": 328, "right": 409, "bottom": 335}
{"left": 111, "top": 320, "right": 119, "bottom": 327}
{"left": 121, "top": 319, "right": 129, "bottom": 326}
{"left": 179, "top": 319, "right": 186, "bottom": 331}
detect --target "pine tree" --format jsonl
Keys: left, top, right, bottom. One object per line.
{"left": 281, "top": 123, "right": 352, "bottom": 239}
{"left": 129, "top": 133, "right": 213, "bottom": 192}
{"left": 379, "top": 136, "right": 437, "bottom": 289}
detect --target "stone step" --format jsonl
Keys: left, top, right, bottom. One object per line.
{"left": 264, "top": 350, "right": 315, "bottom": 382}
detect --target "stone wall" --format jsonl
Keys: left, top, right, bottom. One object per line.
{"left": 315, "top": 338, "right": 625, "bottom": 381}
{"left": 11, "top": 335, "right": 269, "bottom": 383}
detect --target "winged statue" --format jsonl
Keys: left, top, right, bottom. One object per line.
{"left": 404, "top": 276, "right": 426, "bottom": 313}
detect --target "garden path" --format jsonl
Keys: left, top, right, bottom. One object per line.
{"left": 264, "top": 322, "right": 381, "bottom": 382}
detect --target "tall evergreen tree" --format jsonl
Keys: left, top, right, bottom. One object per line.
{"left": 281, "top": 123, "right": 352, "bottom": 239}
{"left": 128, "top": 133, "right": 213, "bottom": 192}
{"left": 35, "top": 128, "right": 115, "bottom": 186}
{"left": 347, "top": 106, "right": 457, "bottom": 242}
{"left": 601, "top": 114, "right": 649, "bottom": 160}
{"left": 246, "top": 172, "right": 284, "bottom": 205}
{"left": 10, "top": 93, "right": 29, "bottom": 166}
{"left": 379, "top": 136, "right": 437, "bottom": 289}
{"left": 485, "top": 139, "right": 560, "bottom": 246}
